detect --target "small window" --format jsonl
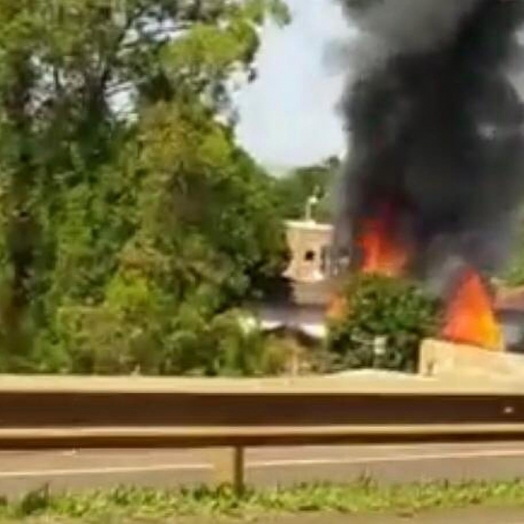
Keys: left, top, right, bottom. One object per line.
{"left": 304, "top": 250, "right": 316, "bottom": 262}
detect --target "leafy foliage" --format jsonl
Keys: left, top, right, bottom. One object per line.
{"left": 502, "top": 207, "right": 524, "bottom": 285}
{"left": 8, "top": 479, "right": 524, "bottom": 520}
{"left": 327, "top": 274, "right": 441, "bottom": 373}
{"left": 0, "top": 0, "right": 292, "bottom": 375}
{"left": 274, "top": 156, "right": 340, "bottom": 222}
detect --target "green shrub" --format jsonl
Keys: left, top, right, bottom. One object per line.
{"left": 200, "top": 311, "right": 300, "bottom": 377}
{"left": 51, "top": 292, "right": 295, "bottom": 377}
{"left": 326, "top": 274, "right": 441, "bottom": 373}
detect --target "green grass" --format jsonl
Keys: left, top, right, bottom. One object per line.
{"left": 2, "top": 478, "right": 524, "bottom": 522}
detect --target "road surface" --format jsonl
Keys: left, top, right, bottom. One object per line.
{"left": 1, "top": 442, "right": 524, "bottom": 495}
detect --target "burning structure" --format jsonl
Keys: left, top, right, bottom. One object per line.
{"left": 335, "top": 0, "right": 524, "bottom": 351}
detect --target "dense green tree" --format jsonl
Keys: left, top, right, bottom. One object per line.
{"left": 327, "top": 274, "right": 440, "bottom": 373}
{"left": 274, "top": 156, "right": 340, "bottom": 222}
{"left": 0, "top": 0, "right": 291, "bottom": 374}
{"left": 501, "top": 207, "right": 524, "bottom": 286}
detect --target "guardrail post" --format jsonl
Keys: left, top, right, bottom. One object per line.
{"left": 210, "top": 447, "right": 245, "bottom": 495}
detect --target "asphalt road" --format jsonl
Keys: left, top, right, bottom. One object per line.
{"left": 1, "top": 442, "right": 524, "bottom": 496}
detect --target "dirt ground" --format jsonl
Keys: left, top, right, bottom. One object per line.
{"left": 174, "top": 508, "right": 524, "bottom": 524}
{"left": 6, "top": 507, "right": 524, "bottom": 524}
{"left": 275, "top": 509, "right": 524, "bottom": 523}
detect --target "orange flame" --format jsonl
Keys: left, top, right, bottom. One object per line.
{"left": 357, "top": 205, "right": 408, "bottom": 277}
{"left": 442, "top": 268, "right": 504, "bottom": 351}
{"left": 327, "top": 294, "right": 348, "bottom": 321}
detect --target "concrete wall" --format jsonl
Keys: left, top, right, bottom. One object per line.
{"left": 284, "top": 220, "right": 334, "bottom": 283}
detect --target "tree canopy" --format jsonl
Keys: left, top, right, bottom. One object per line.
{"left": 274, "top": 156, "right": 340, "bottom": 222}
{"left": 0, "top": 0, "right": 292, "bottom": 374}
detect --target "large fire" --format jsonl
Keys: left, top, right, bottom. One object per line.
{"left": 333, "top": 202, "right": 505, "bottom": 352}
{"left": 441, "top": 268, "right": 503, "bottom": 351}
{"left": 357, "top": 205, "right": 408, "bottom": 277}
{"left": 327, "top": 205, "right": 407, "bottom": 321}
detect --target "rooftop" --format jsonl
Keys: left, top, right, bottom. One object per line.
{"left": 285, "top": 220, "right": 334, "bottom": 233}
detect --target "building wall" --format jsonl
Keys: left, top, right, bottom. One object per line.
{"left": 284, "top": 220, "right": 334, "bottom": 283}
{"left": 251, "top": 220, "right": 336, "bottom": 342}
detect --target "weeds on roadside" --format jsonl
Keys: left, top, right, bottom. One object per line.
{"left": 3, "top": 478, "right": 524, "bottom": 521}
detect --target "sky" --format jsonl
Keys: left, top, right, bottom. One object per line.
{"left": 236, "top": 0, "right": 351, "bottom": 171}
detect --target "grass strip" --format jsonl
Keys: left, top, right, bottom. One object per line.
{"left": 1, "top": 478, "right": 524, "bottom": 521}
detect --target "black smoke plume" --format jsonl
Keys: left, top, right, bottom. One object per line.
{"left": 335, "top": 0, "right": 524, "bottom": 288}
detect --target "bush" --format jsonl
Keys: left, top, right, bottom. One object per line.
{"left": 50, "top": 291, "right": 295, "bottom": 377}
{"left": 326, "top": 274, "right": 441, "bottom": 373}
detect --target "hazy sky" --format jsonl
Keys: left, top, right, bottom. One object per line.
{"left": 236, "top": 0, "right": 350, "bottom": 170}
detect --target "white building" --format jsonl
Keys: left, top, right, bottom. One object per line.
{"left": 254, "top": 219, "right": 339, "bottom": 341}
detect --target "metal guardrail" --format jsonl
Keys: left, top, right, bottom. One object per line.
{"left": 1, "top": 375, "right": 523, "bottom": 492}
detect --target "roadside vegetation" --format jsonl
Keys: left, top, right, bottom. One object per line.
{"left": 0, "top": 1, "right": 297, "bottom": 376}
{"left": 326, "top": 274, "right": 441, "bottom": 373}
{"left": 0, "top": 1, "right": 354, "bottom": 378}
{"left": 1, "top": 479, "right": 523, "bottom": 522}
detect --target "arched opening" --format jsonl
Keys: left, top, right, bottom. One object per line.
{"left": 304, "top": 250, "right": 316, "bottom": 262}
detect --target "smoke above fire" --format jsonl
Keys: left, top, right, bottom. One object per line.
{"left": 335, "top": 0, "right": 524, "bottom": 290}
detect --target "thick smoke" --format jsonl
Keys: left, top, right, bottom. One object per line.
{"left": 335, "top": 0, "right": 524, "bottom": 289}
